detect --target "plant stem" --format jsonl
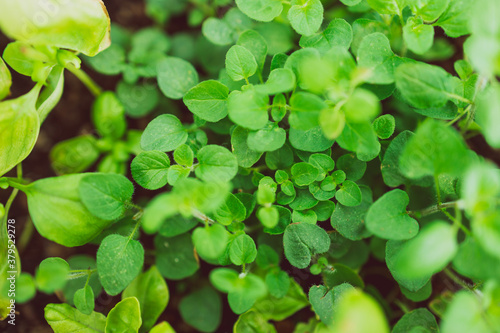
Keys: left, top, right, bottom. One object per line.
{"left": 434, "top": 175, "right": 442, "bottom": 205}
{"left": 417, "top": 201, "right": 458, "bottom": 217}
{"left": 445, "top": 92, "right": 474, "bottom": 105}
{"left": 66, "top": 64, "right": 102, "bottom": 97}
{"left": 443, "top": 268, "right": 475, "bottom": 291}
{"left": 394, "top": 299, "right": 410, "bottom": 314}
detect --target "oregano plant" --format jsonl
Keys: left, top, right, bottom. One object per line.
{"left": 1, "top": 0, "right": 500, "bottom": 332}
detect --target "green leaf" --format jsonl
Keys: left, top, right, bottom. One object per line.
{"left": 79, "top": 173, "right": 134, "bottom": 221}
{"left": 155, "top": 234, "right": 199, "bottom": 280}
{"left": 231, "top": 126, "right": 263, "bottom": 168}
{"left": 393, "top": 308, "right": 439, "bottom": 333}
{"left": 453, "top": 237, "right": 500, "bottom": 284}
{"left": 395, "top": 62, "right": 456, "bottom": 109}
{"left": 24, "top": 174, "right": 115, "bottom": 247}
{"left": 408, "top": 0, "right": 449, "bottom": 22}
{"left": 288, "top": 0, "right": 324, "bottom": 36}
{"left": 265, "top": 270, "right": 290, "bottom": 298}
{"left": 0, "top": 57, "right": 11, "bottom": 100}
{"left": 183, "top": 80, "right": 229, "bottom": 122}
{"left": 61, "top": 256, "right": 102, "bottom": 308}
{"left": 230, "top": 234, "right": 257, "bottom": 265}
{"left": 393, "top": 221, "right": 457, "bottom": 280}
{"left": 44, "top": 303, "right": 106, "bottom": 333}
{"left": 174, "top": 144, "right": 194, "bottom": 167}
{"left": 308, "top": 285, "right": 335, "bottom": 326}
{"left": 150, "top": 322, "right": 176, "bottom": 333}
{"left": 225, "top": 45, "right": 258, "bottom": 82}
{"left": 343, "top": 89, "right": 381, "bottom": 123}
{"left": 117, "top": 81, "right": 159, "bottom": 117}
{"left": 74, "top": 285, "right": 94, "bottom": 315}
{"left": 435, "top": 0, "right": 472, "bottom": 37}
{"left": 131, "top": 151, "right": 170, "bottom": 190}
{"left": 92, "top": 92, "right": 126, "bottom": 140}
{"left": 332, "top": 186, "right": 373, "bottom": 240}
{"left": 15, "top": 273, "right": 36, "bottom": 304}
{"left": 289, "top": 126, "right": 335, "bottom": 152}
{"left": 357, "top": 33, "right": 399, "bottom": 85}
{"left": 366, "top": 189, "right": 419, "bottom": 240}
{"left": 228, "top": 88, "right": 269, "bottom": 130}
{"left": 386, "top": 240, "right": 430, "bottom": 291}
{"left": 195, "top": 145, "right": 238, "bottom": 182}
{"left": 234, "top": 311, "right": 277, "bottom": 333}
{"left": 292, "top": 162, "right": 320, "bottom": 186}
{"left": 289, "top": 92, "right": 327, "bottom": 131}
{"left": 399, "top": 119, "right": 469, "bottom": 178}
{"left": 84, "top": 43, "right": 126, "bottom": 76}
{"left": 237, "top": 30, "right": 268, "bottom": 72}
{"left": 227, "top": 274, "right": 267, "bottom": 314}
{"left": 105, "top": 297, "right": 142, "bottom": 333}
{"left": 259, "top": 68, "right": 296, "bottom": 95}
{"left": 122, "top": 266, "right": 169, "bottom": 333}
{"left": 381, "top": 131, "right": 432, "bottom": 187}
{"left": 331, "top": 289, "right": 390, "bottom": 333}
{"left": 202, "top": 18, "right": 235, "bottom": 46}
{"left": 50, "top": 135, "right": 100, "bottom": 175}
{"left": 284, "top": 223, "right": 331, "bottom": 268}
{"left": 214, "top": 193, "right": 247, "bottom": 225}
{"left": 192, "top": 224, "right": 229, "bottom": 261}
{"left": 96, "top": 234, "right": 145, "bottom": 296}
{"left": 337, "top": 121, "right": 381, "bottom": 162}
{"left": 141, "top": 114, "right": 188, "bottom": 152}
{"left": 299, "top": 19, "right": 353, "bottom": 53}
{"left": 247, "top": 122, "right": 286, "bottom": 152}
{"left": 235, "top": 0, "right": 283, "bottom": 22}
{"left": 179, "top": 287, "right": 222, "bottom": 333}
{"left": 372, "top": 114, "right": 395, "bottom": 140}
{"left": 476, "top": 83, "right": 500, "bottom": 148}
{"left": 35, "top": 258, "right": 70, "bottom": 294}
{"left": 403, "top": 17, "right": 435, "bottom": 55}
{"left": 157, "top": 57, "right": 199, "bottom": 99}
{"left": 441, "top": 291, "right": 492, "bottom": 333}
{"left": 257, "top": 206, "right": 280, "bottom": 228}
{"left": 366, "top": 0, "right": 406, "bottom": 15}
{"left": 0, "top": 90, "right": 39, "bottom": 177}
{"left": 0, "top": 0, "right": 110, "bottom": 56}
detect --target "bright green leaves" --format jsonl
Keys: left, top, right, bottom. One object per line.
{"left": 141, "top": 114, "right": 188, "bottom": 152}
{"left": 235, "top": 0, "right": 283, "bottom": 22}
{"left": 337, "top": 121, "right": 381, "bottom": 162}
{"left": 122, "top": 266, "right": 169, "bottom": 333}
{"left": 366, "top": 0, "right": 405, "bottom": 15}
{"left": 202, "top": 18, "right": 234, "bottom": 46}
{"left": 403, "top": 17, "right": 435, "bottom": 55}
{"left": 226, "top": 45, "right": 258, "bottom": 82}
{"left": 289, "top": 92, "right": 326, "bottom": 131}
{"left": 292, "top": 162, "right": 320, "bottom": 186}
{"left": 0, "top": 57, "right": 11, "bottom": 100}
{"left": 35, "top": 258, "right": 70, "bottom": 294}
{"left": 476, "top": 83, "right": 500, "bottom": 148}
{"left": 74, "top": 285, "right": 94, "bottom": 316}
{"left": 343, "top": 88, "right": 381, "bottom": 123}
{"left": 357, "top": 33, "right": 399, "bottom": 85}
{"left": 372, "top": 114, "right": 395, "bottom": 140}
{"left": 179, "top": 287, "right": 222, "bottom": 333}
{"left": 247, "top": 122, "right": 286, "bottom": 152}
{"left": 284, "top": 223, "right": 330, "bottom": 268}
{"left": 214, "top": 193, "right": 247, "bottom": 225}
{"left": 92, "top": 92, "right": 126, "bottom": 140}
{"left": 44, "top": 303, "right": 107, "bottom": 333}
{"left": 157, "top": 57, "right": 198, "bottom": 99}
{"left": 393, "top": 308, "right": 438, "bottom": 333}
{"left": 24, "top": 174, "right": 115, "bottom": 247}
{"left": 155, "top": 234, "right": 199, "bottom": 280}
{"left": 392, "top": 221, "right": 457, "bottom": 281}
{"left": 231, "top": 126, "right": 263, "bottom": 168}
{"left": 105, "top": 297, "right": 142, "bottom": 333}
{"left": 395, "top": 63, "right": 457, "bottom": 109}
{"left": 259, "top": 68, "right": 296, "bottom": 95}
{"left": 299, "top": 19, "right": 353, "bottom": 54}
{"left": 131, "top": 151, "right": 170, "bottom": 190}
{"left": 399, "top": 119, "right": 469, "bottom": 179}
{"left": 441, "top": 290, "right": 494, "bottom": 333}
{"left": 97, "top": 235, "right": 145, "bottom": 296}
{"left": 366, "top": 189, "right": 419, "bottom": 240}
{"left": 0, "top": 0, "right": 110, "bottom": 56}
{"left": 79, "top": 173, "right": 134, "bottom": 221}
{"left": 238, "top": 30, "right": 268, "bottom": 73}
{"left": 192, "top": 224, "right": 229, "bottom": 261}
{"left": 288, "top": 0, "right": 324, "bottom": 36}
{"left": 183, "top": 80, "right": 229, "bottom": 122}
{"left": 210, "top": 268, "right": 267, "bottom": 314}
{"left": 332, "top": 289, "right": 390, "bottom": 333}
{"left": 335, "top": 180, "right": 362, "bottom": 207}
{"left": 0, "top": 91, "right": 39, "bottom": 177}
{"left": 408, "top": 0, "right": 449, "bottom": 22}
{"left": 228, "top": 88, "right": 269, "bottom": 130}
{"left": 230, "top": 234, "right": 258, "bottom": 266}
{"left": 195, "top": 145, "right": 238, "bottom": 182}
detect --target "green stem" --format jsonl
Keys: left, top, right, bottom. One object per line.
{"left": 434, "top": 175, "right": 442, "bottom": 205}
{"left": 66, "top": 64, "right": 102, "bottom": 97}
{"left": 443, "top": 268, "right": 475, "bottom": 291}
{"left": 127, "top": 219, "right": 142, "bottom": 243}
{"left": 445, "top": 92, "right": 474, "bottom": 105}
{"left": 414, "top": 201, "right": 458, "bottom": 218}
{"left": 394, "top": 299, "right": 410, "bottom": 314}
